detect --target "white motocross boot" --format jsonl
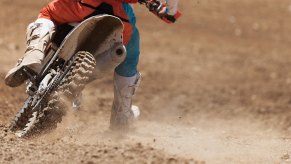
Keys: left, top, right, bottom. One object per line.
{"left": 5, "top": 18, "right": 55, "bottom": 87}
{"left": 110, "top": 72, "right": 141, "bottom": 130}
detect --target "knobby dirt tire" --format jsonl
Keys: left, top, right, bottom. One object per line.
{"left": 15, "top": 51, "right": 96, "bottom": 137}
{"left": 9, "top": 97, "right": 33, "bottom": 131}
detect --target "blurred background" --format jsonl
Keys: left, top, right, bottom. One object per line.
{"left": 1, "top": 0, "right": 291, "bottom": 163}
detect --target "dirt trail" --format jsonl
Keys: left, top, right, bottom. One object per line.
{"left": 35, "top": 87, "right": 291, "bottom": 163}
{"left": 1, "top": 0, "right": 291, "bottom": 163}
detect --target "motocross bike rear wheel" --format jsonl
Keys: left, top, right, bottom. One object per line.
{"left": 10, "top": 51, "right": 96, "bottom": 137}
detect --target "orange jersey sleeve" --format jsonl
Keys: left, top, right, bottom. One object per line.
{"left": 38, "top": 0, "right": 94, "bottom": 24}
{"left": 38, "top": 0, "right": 134, "bottom": 44}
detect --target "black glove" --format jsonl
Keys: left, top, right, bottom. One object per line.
{"left": 157, "top": 6, "right": 176, "bottom": 23}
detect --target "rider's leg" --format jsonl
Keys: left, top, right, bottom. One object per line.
{"left": 5, "top": 18, "right": 55, "bottom": 87}
{"left": 110, "top": 26, "right": 141, "bottom": 130}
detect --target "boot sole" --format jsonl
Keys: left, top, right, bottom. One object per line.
{"left": 5, "top": 66, "right": 29, "bottom": 87}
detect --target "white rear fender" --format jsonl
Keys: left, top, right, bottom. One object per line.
{"left": 57, "top": 15, "right": 124, "bottom": 61}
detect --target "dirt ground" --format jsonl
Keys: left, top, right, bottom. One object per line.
{"left": 1, "top": 0, "right": 291, "bottom": 163}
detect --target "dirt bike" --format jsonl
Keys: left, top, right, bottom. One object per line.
{"left": 9, "top": 15, "right": 126, "bottom": 137}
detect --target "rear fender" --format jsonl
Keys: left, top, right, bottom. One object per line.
{"left": 56, "top": 15, "right": 124, "bottom": 61}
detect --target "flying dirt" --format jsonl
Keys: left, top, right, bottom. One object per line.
{"left": 1, "top": 0, "right": 291, "bottom": 163}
